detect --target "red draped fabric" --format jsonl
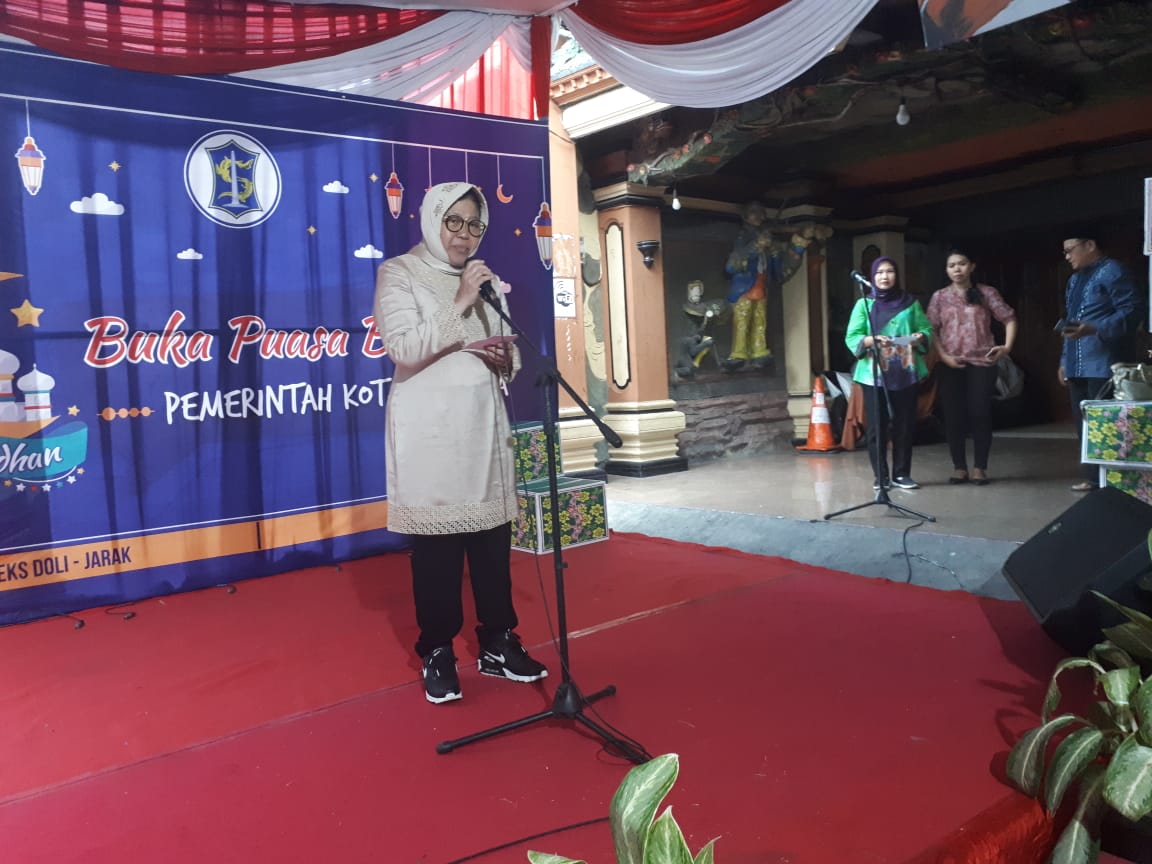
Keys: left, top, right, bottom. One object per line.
{"left": 566, "top": 0, "right": 793, "bottom": 44}
{"left": 422, "top": 35, "right": 534, "bottom": 121}
{"left": 0, "top": 0, "right": 441, "bottom": 74}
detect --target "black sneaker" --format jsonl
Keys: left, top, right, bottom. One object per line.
{"left": 478, "top": 631, "right": 548, "bottom": 682}
{"left": 422, "top": 646, "right": 462, "bottom": 704}
{"left": 892, "top": 476, "right": 920, "bottom": 490}
{"left": 872, "top": 479, "right": 890, "bottom": 492}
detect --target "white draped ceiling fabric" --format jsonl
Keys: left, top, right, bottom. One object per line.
{"left": 243, "top": 0, "right": 882, "bottom": 111}
{"left": 561, "top": 0, "right": 879, "bottom": 109}
{"left": 1, "top": 0, "right": 882, "bottom": 115}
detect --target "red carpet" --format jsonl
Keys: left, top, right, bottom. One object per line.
{"left": 0, "top": 533, "right": 1065, "bottom": 863}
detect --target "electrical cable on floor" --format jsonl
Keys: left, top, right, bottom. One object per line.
{"left": 443, "top": 816, "right": 609, "bottom": 864}
{"left": 893, "top": 520, "right": 966, "bottom": 590}
{"left": 55, "top": 611, "right": 85, "bottom": 629}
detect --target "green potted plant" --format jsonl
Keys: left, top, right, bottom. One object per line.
{"left": 1006, "top": 591, "right": 1152, "bottom": 863}
{"left": 528, "top": 753, "right": 717, "bottom": 864}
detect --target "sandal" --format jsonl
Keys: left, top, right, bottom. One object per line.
{"left": 1070, "top": 481, "right": 1095, "bottom": 492}
{"left": 948, "top": 470, "right": 969, "bottom": 485}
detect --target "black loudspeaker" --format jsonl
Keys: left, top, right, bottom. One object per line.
{"left": 1002, "top": 486, "right": 1152, "bottom": 655}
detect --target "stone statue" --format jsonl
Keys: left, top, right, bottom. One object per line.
{"left": 674, "top": 280, "right": 726, "bottom": 379}
{"left": 722, "top": 202, "right": 813, "bottom": 372}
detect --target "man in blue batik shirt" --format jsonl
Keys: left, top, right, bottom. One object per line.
{"left": 1057, "top": 229, "right": 1143, "bottom": 491}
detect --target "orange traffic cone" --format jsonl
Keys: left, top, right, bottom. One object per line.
{"left": 796, "top": 376, "right": 841, "bottom": 452}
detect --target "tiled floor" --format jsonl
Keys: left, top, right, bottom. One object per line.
{"left": 604, "top": 424, "right": 1086, "bottom": 544}
{"left": 599, "top": 424, "right": 1104, "bottom": 598}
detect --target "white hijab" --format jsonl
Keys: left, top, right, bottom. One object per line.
{"left": 415, "top": 181, "right": 489, "bottom": 275}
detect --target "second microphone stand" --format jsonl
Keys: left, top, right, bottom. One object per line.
{"left": 825, "top": 279, "right": 935, "bottom": 523}
{"left": 437, "top": 287, "right": 651, "bottom": 764}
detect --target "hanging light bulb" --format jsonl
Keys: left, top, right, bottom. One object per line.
{"left": 671, "top": 187, "right": 682, "bottom": 210}
{"left": 895, "top": 98, "right": 911, "bottom": 127}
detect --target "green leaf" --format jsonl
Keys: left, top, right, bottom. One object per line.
{"left": 527, "top": 854, "right": 585, "bottom": 864}
{"left": 1103, "top": 735, "right": 1152, "bottom": 822}
{"left": 644, "top": 807, "right": 694, "bottom": 864}
{"left": 1094, "top": 592, "right": 1152, "bottom": 659}
{"left": 1087, "top": 699, "right": 1128, "bottom": 732}
{"left": 1103, "top": 621, "right": 1152, "bottom": 661}
{"left": 1049, "top": 819, "right": 1101, "bottom": 864}
{"left": 1006, "top": 715, "right": 1082, "bottom": 797}
{"left": 1049, "top": 764, "right": 1107, "bottom": 864}
{"left": 1134, "top": 676, "right": 1152, "bottom": 746}
{"left": 1102, "top": 666, "right": 1143, "bottom": 708}
{"left": 1044, "top": 727, "right": 1104, "bottom": 813}
{"left": 611, "top": 754, "right": 680, "bottom": 864}
{"left": 1090, "top": 641, "right": 1137, "bottom": 670}
{"left": 1043, "top": 659, "right": 1105, "bottom": 721}
{"left": 692, "top": 838, "right": 719, "bottom": 864}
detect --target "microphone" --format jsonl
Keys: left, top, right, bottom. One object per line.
{"left": 479, "top": 279, "right": 498, "bottom": 305}
{"left": 850, "top": 270, "right": 874, "bottom": 290}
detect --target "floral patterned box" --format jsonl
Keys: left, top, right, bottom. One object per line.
{"left": 512, "top": 476, "right": 608, "bottom": 554}
{"left": 1081, "top": 400, "right": 1152, "bottom": 468}
{"left": 513, "top": 420, "right": 563, "bottom": 485}
{"left": 1100, "top": 467, "right": 1152, "bottom": 506}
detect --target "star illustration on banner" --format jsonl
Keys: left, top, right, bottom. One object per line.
{"left": 10, "top": 298, "right": 44, "bottom": 327}
{"left": 2, "top": 479, "right": 10, "bottom": 487}
{"left": 109, "top": 161, "right": 121, "bottom": 172}
{"left": 68, "top": 405, "right": 80, "bottom": 415}
{"left": 370, "top": 173, "right": 379, "bottom": 183}
{"left": 15, "top": 483, "right": 25, "bottom": 492}
{"left": 307, "top": 226, "right": 317, "bottom": 235}
{"left": 67, "top": 475, "right": 77, "bottom": 484}
{"left": 42, "top": 483, "right": 52, "bottom": 492}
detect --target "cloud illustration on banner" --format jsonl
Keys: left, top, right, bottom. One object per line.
{"left": 70, "top": 193, "right": 124, "bottom": 215}
{"left": 176, "top": 248, "right": 204, "bottom": 260}
{"left": 354, "top": 244, "right": 383, "bottom": 259}
{"left": 323, "top": 180, "right": 349, "bottom": 194}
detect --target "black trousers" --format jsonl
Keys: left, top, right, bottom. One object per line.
{"left": 1068, "top": 377, "right": 1110, "bottom": 485}
{"left": 861, "top": 383, "right": 918, "bottom": 482}
{"left": 935, "top": 364, "right": 999, "bottom": 471}
{"left": 410, "top": 522, "right": 518, "bottom": 658}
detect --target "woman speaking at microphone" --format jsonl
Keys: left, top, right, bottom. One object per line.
{"left": 373, "top": 181, "right": 547, "bottom": 705}
{"left": 845, "top": 257, "right": 933, "bottom": 492}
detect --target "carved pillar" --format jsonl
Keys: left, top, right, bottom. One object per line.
{"left": 547, "top": 104, "right": 601, "bottom": 475}
{"left": 779, "top": 206, "right": 834, "bottom": 440}
{"left": 593, "top": 182, "right": 686, "bottom": 476}
{"left": 843, "top": 215, "right": 909, "bottom": 279}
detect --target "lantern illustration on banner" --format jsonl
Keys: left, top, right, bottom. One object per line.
{"left": 532, "top": 202, "right": 553, "bottom": 271}
{"left": 385, "top": 171, "right": 404, "bottom": 219}
{"left": 15, "top": 136, "right": 45, "bottom": 196}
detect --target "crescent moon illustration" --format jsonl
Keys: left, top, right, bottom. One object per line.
{"left": 496, "top": 184, "right": 514, "bottom": 204}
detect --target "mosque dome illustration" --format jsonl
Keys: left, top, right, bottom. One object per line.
{"left": 0, "top": 352, "right": 58, "bottom": 436}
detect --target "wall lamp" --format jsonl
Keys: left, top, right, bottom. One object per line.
{"left": 636, "top": 239, "right": 660, "bottom": 268}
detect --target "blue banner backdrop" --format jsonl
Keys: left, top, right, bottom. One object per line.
{"left": 0, "top": 46, "right": 555, "bottom": 626}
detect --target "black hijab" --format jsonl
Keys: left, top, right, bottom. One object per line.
{"left": 868, "top": 257, "right": 914, "bottom": 331}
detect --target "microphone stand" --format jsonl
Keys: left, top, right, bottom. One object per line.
{"left": 437, "top": 286, "right": 651, "bottom": 764}
{"left": 825, "top": 279, "right": 935, "bottom": 523}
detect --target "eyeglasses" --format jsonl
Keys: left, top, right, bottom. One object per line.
{"left": 443, "top": 214, "right": 486, "bottom": 238}
{"left": 1063, "top": 241, "right": 1085, "bottom": 256}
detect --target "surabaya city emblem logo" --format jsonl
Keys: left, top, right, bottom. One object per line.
{"left": 184, "top": 130, "right": 281, "bottom": 228}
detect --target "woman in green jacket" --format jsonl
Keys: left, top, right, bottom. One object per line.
{"left": 845, "top": 257, "right": 933, "bottom": 491}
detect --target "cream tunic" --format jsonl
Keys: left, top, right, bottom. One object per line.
{"left": 374, "top": 247, "right": 520, "bottom": 535}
